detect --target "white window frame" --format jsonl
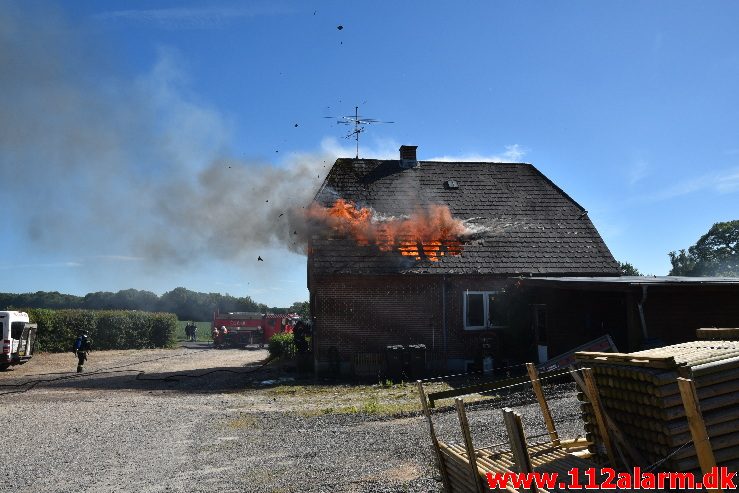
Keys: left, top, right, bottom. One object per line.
{"left": 463, "top": 290, "right": 508, "bottom": 331}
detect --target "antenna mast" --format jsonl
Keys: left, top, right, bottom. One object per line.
{"left": 352, "top": 106, "right": 360, "bottom": 159}
{"left": 324, "top": 106, "right": 394, "bottom": 159}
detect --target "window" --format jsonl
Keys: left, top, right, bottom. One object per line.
{"left": 11, "top": 322, "right": 25, "bottom": 340}
{"left": 464, "top": 290, "right": 507, "bottom": 330}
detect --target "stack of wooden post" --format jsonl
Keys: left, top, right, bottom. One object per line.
{"left": 576, "top": 338, "right": 739, "bottom": 473}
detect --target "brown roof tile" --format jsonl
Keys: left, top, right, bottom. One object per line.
{"left": 310, "top": 159, "right": 619, "bottom": 276}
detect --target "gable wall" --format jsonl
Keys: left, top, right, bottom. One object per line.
{"left": 311, "top": 274, "right": 518, "bottom": 374}
{"left": 311, "top": 274, "right": 443, "bottom": 374}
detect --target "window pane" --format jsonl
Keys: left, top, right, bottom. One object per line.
{"left": 466, "top": 293, "right": 484, "bottom": 327}
{"left": 488, "top": 293, "right": 506, "bottom": 326}
{"left": 11, "top": 322, "right": 25, "bottom": 339}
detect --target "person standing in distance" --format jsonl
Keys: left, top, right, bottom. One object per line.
{"left": 73, "top": 330, "right": 92, "bottom": 373}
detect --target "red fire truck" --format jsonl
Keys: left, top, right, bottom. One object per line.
{"left": 212, "top": 311, "right": 297, "bottom": 348}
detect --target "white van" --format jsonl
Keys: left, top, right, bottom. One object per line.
{"left": 0, "top": 311, "right": 37, "bottom": 370}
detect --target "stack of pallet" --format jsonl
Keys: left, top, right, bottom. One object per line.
{"left": 575, "top": 339, "right": 739, "bottom": 473}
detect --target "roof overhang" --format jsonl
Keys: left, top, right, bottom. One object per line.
{"left": 518, "top": 276, "right": 739, "bottom": 292}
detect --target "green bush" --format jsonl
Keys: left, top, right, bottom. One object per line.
{"left": 26, "top": 308, "right": 177, "bottom": 352}
{"left": 155, "top": 314, "right": 184, "bottom": 346}
{"left": 268, "top": 332, "right": 296, "bottom": 359}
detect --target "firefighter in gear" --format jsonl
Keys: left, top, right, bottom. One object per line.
{"left": 74, "top": 331, "right": 92, "bottom": 372}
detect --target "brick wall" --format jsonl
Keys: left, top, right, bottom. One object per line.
{"left": 311, "top": 275, "right": 443, "bottom": 366}
{"left": 311, "top": 274, "right": 517, "bottom": 372}
{"left": 312, "top": 274, "right": 739, "bottom": 373}
{"left": 443, "top": 276, "right": 512, "bottom": 363}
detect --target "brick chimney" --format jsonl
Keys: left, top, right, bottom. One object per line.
{"left": 399, "top": 145, "right": 418, "bottom": 168}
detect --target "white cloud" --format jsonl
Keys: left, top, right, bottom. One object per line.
{"left": 640, "top": 166, "right": 739, "bottom": 202}
{"left": 94, "top": 5, "right": 293, "bottom": 30}
{"left": 214, "top": 281, "right": 244, "bottom": 288}
{"left": 307, "top": 138, "right": 528, "bottom": 164}
{"left": 0, "top": 262, "right": 82, "bottom": 270}
{"left": 429, "top": 144, "right": 528, "bottom": 163}
{"left": 313, "top": 136, "right": 399, "bottom": 160}
{"left": 629, "top": 159, "right": 650, "bottom": 186}
{"left": 716, "top": 169, "right": 739, "bottom": 193}
{"left": 95, "top": 255, "right": 145, "bottom": 262}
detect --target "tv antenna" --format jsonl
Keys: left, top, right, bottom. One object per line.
{"left": 324, "top": 106, "right": 393, "bottom": 159}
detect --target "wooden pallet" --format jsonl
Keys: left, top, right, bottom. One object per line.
{"left": 417, "top": 364, "right": 631, "bottom": 493}
{"left": 439, "top": 438, "right": 593, "bottom": 493}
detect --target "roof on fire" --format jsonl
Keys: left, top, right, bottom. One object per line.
{"left": 310, "top": 158, "right": 620, "bottom": 276}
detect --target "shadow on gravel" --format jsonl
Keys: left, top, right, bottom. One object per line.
{"left": 178, "top": 342, "right": 267, "bottom": 351}
{"left": 3, "top": 361, "right": 282, "bottom": 395}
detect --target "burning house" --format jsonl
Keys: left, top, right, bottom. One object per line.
{"left": 306, "top": 146, "right": 620, "bottom": 375}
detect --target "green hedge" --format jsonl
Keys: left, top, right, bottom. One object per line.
{"left": 26, "top": 308, "right": 178, "bottom": 352}
{"left": 268, "top": 332, "right": 296, "bottom": 359}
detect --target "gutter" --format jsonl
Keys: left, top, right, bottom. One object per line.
{"left": 637, "top": 285, "right": 649, "bottom": 340}
{"left": 442, "top": 275, "right": 448, "bottom": 360}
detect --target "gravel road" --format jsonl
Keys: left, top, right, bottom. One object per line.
{"left": 0, "top": 346, "right": 583, "bottom": 493}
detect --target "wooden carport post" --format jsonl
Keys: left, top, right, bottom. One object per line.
{"left": 677, "top": 377, "right": 722, "bottom": 493}
{"left": 526, "top": 363, "right": 560, "bottom": 446}
{"left": 416, "top": 381, "right": 451, "bottom": 492}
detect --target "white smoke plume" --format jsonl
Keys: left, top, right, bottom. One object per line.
{"left": 0, "top": 4, "right": 329, "bottom": 271}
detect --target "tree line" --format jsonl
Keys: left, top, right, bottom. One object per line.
{"left": 668, "top": 220, "right": 738, "bottom": 276}
{"left": 618, "top": 220, "right": 738, "bottom": 277}
{"left": 0, "top": 287, "right": 308, "bottom": 322}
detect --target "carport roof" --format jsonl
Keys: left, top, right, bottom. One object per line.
{"left": 520, "top": 276, "right": 739, "bottom": 290}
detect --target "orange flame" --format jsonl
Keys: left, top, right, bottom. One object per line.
{"left": 305, "top": 199, "right": 466, "bottom": 261}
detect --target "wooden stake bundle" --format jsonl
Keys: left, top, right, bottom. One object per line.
{"left": 576, "top": 340, "right": 739, "bottom": 472}
{"left": 696, "top": 328, "right": 739, "bottom": 340}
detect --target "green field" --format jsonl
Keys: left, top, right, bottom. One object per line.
{"left": 175, "top": 321, "right": 212, "bottom": 342}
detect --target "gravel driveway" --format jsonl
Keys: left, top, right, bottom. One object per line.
{"left": 0, "top": 346, "right": 583, "bottom": 493}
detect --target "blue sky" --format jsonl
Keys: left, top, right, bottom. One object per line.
{"left": 1, "top": 1, "right": 738, "bottom": 307}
